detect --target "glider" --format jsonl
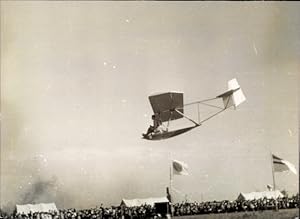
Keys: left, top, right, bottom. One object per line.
{"left": 142, "top": 78, "right": 246, "bottom": 140}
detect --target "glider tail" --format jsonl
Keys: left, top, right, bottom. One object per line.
{"left": 228, "top": 78, "right": 246, "bottom": 107}
{"left": 217, "top": 78, "right": 246, "bottom": 109}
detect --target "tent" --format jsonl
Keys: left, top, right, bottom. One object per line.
{"left": 120, "top": 197, "right": 169, "bottom": 207}
{"left": 237, "top": 190, "right": 284, "bottom": 201}
{"left": 16, "top": 203, "right": 58, "bottom": 214}
{"left": 121, "top": 197, "right": 170, "bottom": 217}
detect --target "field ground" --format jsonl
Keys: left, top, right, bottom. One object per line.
{"left": 173, "top": 208, "right": 299, "bottom": 219}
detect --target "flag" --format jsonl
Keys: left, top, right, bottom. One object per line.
{"left": 272, "top": 154, "right": 297, "bottom": 175}
{"left": 267, "top": 184, "right": 273, "bottom": 191}
{"left": 172, "top": 160, "right": 188, "bottom": 175}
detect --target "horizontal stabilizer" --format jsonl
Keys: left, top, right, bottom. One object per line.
{"left": 217, "top": 78, "right": 246, "bottom": 108}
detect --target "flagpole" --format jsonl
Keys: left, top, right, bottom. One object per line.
{"left": 270, "top": 152, "right": 276, "bottom": 191}
{"left": 170, "top": 163, "right": 172, "bottom": 194}
{"left": 270, "top": 151, "right": 278, "bottom": 211}
{"left": 168, "top": 153, "right": 173, "bottom": 217}
{"left": 169, "top": 153, "right": 173, "bottom": 202}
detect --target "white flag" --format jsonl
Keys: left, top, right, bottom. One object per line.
{"left": 172, "top": 160, "right": 189, "bottom": 176}
{"left": 273, "top": 154, "right": 297, "bottom": 175}
{"left": 267, "top": 184, "right": 273, "bottom": 191}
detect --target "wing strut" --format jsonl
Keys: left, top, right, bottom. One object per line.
{"left": 184, "top": 97, "right": 218, "bottom": 106}
{"left": 174, "top": 109, "right": 200, "bottom": 126}
{"left": 184, "top": 98, "right": 224, "bottom": 110}
{"left": 199, "top": 95, "right": 231, "bottom": 124}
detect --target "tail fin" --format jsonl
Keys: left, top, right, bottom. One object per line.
{"left": 217, "top": 78, "right": 246, "bottom": 109}
{"left": 228, "top": 78, "right": 246, "bottom": 107}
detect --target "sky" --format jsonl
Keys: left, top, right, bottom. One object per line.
{"left": 1, "top": 1, "right": 299, "bottom": 211}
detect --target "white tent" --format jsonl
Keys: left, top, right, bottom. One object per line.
{"left": 121, "top": 197, "right": 169, "bottom": 207}
{"left": 237, "top": 190, "right": 284, "bottom": 201}
{"left": 16, "top": 203, "right": 58, "bottom": 214}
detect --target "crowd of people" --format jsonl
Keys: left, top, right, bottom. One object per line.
{"left": 1, "top": 205, "right": 156, "bottom": 219}
{"left": 0, "top": 194, "right": 299, "bottom": 219}
{"left": 172, "top": 195, "right": 299, "bottom": 216}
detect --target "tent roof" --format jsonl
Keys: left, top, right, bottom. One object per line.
{"left": 237, "top": 190, "right": 283, "bottom": 201}
{"left": 16, "top": 203, "right": 58, "bottom": 214}
{"left": 121, "top": 197, "right": 169, "bottom": 207}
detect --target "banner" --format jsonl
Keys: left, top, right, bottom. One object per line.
{"left": 172, "top": 160, "right": 189, "bottom": 175}
{"left": 273, "top": 154, "right": 297, "bottom": 175}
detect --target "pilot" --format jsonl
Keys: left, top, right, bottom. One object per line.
{"left": 153, "top": 113, "right": 162, "bottom": 130}
{"left": 143, "top": 114, "right": 163, "bottom": 137}
{"left": 145, "top": 124, "right": 155, "bottom": 136}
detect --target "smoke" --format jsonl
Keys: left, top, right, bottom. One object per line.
{"left": 0, "top": 176, "right": 60, "bottom": 213}
{"left": 20, "top": 176, "right": 58, "bottom": 205}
